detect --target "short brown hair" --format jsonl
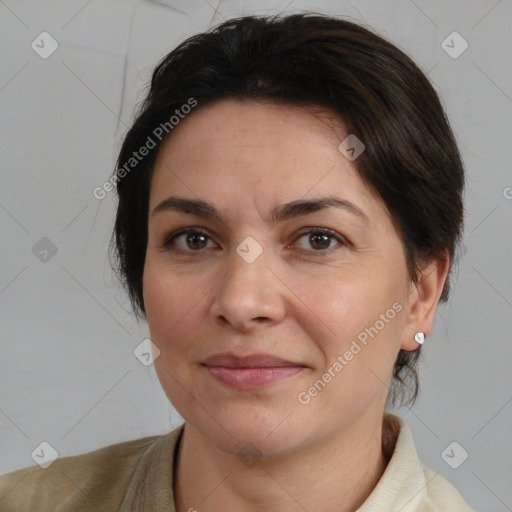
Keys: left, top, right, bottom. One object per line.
{"left": 110, "top": 13, "right": 465, "bottom": 408}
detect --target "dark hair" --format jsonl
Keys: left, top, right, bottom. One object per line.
{"left": 110, "top": 13, "right": 465, "bottom": 408}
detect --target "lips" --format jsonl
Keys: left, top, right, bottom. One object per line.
{"left": 201, "top": 352, "right": 306, "bottom": 390}
{"left": 202, "top": 352, "right": 304, "bottom": 368}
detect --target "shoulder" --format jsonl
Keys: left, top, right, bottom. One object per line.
{"left": 0, "top": 430, "right": 176, "bottom": 512}
{"left": 419, "top": 463, "right": 476, "bottom": 512}
{"left": 366, "top": 413, "right": 476, "bottom": 512}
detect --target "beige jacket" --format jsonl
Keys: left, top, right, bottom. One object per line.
{"left": 0, "top": 413, "right": 475, "bottom": 511}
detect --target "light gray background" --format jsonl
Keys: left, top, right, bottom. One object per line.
{"left": 1, "top": 0, "right": 511, "bottom": 510}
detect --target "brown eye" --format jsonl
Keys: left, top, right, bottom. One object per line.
{"left": 292, "top": 228, "right": 346, "bottom": 253}
{"left": 307, "top": 233, "right": 331, "bottom": 250}
{"left": 163, "top": 228, "right": 215, "bottom": 252}
{"left": 185, "top": 232, "right": 208, "bottom": 250}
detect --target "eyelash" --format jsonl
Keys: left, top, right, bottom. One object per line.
{"left": 162, "top": 226, "right": 348, "bottom": 255}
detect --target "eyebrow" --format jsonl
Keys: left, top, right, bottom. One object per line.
{"left": 151, "top": 195, "right": 369, "bottom": 224}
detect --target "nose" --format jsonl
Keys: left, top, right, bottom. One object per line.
{"left": 209, "top": 241, "right": 287, "bottom": 333}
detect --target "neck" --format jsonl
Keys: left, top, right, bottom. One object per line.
{"left": 173, "top": 413, "right": 391, "bottom": 512}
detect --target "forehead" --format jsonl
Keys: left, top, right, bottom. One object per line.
{"left": 149, "top": 99, "right": 380, "bottom": 220}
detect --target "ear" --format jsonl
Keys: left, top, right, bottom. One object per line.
{"left": 401, "top": 251, "right": 450, "bottom": 351}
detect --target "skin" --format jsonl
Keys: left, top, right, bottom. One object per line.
{"left": 143, "top": 98, "right": 449, "bottom": 512}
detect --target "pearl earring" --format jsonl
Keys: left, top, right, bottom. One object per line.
{"left": 414, "top": 332, "right": 425, "bottom": 345}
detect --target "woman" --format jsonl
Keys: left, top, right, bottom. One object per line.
{"left": 0, "top": 12, "right": 475, "bottom": 511}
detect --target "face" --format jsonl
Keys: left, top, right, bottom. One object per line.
{"left": 143, "top": 99, "right": 414, "bottom": 458}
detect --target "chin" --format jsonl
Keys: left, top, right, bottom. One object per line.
{"left": 214, "top": 427, "right": 303, "bottom": 462}
{"left": 187, "top": 406, "right": 304, "bottom": 456}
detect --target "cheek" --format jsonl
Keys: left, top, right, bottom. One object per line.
{"left": 143, "top": 269, "right": 172, "bottom": 332}
{"left": 143, "top": 261, "right": 203, "bottom": 344}
{"left": 296, "top": 263, "right": 406, "bottom": 368}
{"left": 143, "top": 263, "right": 205, "bottom": 402}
